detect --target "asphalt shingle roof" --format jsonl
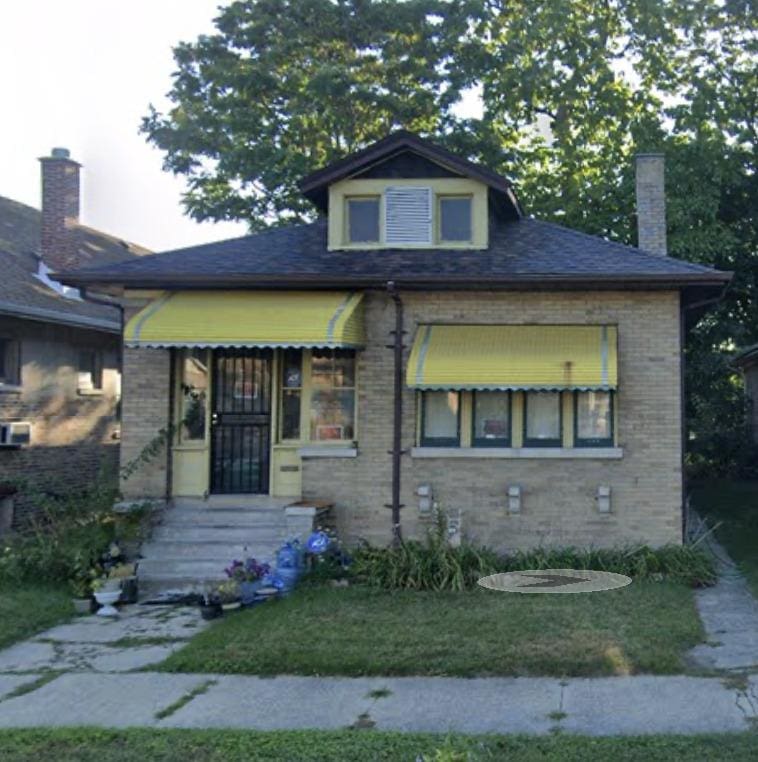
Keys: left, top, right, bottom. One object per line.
{"left": 61, "top": 216, "right": 729, "bottom": 289}
{"left": 0, "top": 195, "right": 149, "bottom": 330}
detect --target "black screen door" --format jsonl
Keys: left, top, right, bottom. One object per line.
{"left": 210, "top": 349, "right": 272, "bottom": 494}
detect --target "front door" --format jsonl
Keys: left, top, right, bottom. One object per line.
{"left": 210, "top": 348, "right": 272, "bottom": 494}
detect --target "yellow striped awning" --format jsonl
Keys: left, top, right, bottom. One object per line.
{"left": 406, "top": 325, "right": 617, "bottom": 390}
{"left": 124, "top": 291, "right": 365, "bottom": 348}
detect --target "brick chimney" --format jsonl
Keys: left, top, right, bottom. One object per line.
{"left": 39, "top": 147, "right": 81, "bottom": 271}
{"left": 635, "top": 153, "right": 667, "bottom": 256}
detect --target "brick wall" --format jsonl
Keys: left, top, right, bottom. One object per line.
{"left": 301, "top": 290, "right": 683, "bottom": 551}
{"left": 119, "top": 305, "right": 172, "bottom": 500}
{"left": 0, "top": 317, "right": 120, "bottom": 524}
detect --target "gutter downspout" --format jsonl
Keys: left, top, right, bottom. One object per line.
{"left": 386, "top": 281, "right": 406, "bottom": 546}
{"left": 680, "top": 284, "right": 730, "bottom": 541}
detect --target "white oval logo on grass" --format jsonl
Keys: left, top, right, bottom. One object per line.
{"left": 478, "top": 569, "right": 632, "bottom": 594}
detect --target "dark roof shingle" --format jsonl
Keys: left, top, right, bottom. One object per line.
{"left": 61, "top": 216, "right": 729, "bottom": 290}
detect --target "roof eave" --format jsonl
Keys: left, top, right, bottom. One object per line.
{"left": 0, "top": 300, "right": 121, "bottom": 333}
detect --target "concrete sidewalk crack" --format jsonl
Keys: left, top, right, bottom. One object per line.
{"left": 154, "top": 678, "right": 217, "bottom": 721}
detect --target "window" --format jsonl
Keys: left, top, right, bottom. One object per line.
{"left": 421, "top": 391, "right": 460, "bottom": 446}
{"left": 575, "top": 391, "right": 613, "bottom": 447}
{"left": 439, "top": 196, "right": 472, "bottom": 242}
{"left": 472, "top": 391, "right": 511, "bottom": 447}
{"left": 179, "top": 349, "right": 208, "bottom": 441}
{"left": 524, "top": 391, "right": 562, "bottom": 447}
{"left": 78, "top": 349, "right": 103, "bottom": 391}
{"left": 347, "top": 197, "right": 380, "bottom": 243}
{"left": 0, "top": 338, "right": 20, "bottom": 386}
{"left": 280, "top": 348, "right": 303, "bottom": 440}
{"left": 310, "top": 349, "right": 356, "bottom": 441}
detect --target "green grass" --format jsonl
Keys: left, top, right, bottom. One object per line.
{"left": 690, "top": 480, "right": 758, "bottom": 596}
{"left": 159, "top": 583, "right": 703, "bottom": 677}
{"left": 0, "top": 584, "right": 73, "bottom": 650}
{"left": 0, "top": 728, "right": 756, "bottom": 761}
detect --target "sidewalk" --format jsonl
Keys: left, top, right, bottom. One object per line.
{"left": 0, "top": 671, "right": 757, "bottom": 735}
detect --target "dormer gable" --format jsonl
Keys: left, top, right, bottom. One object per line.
{"left": 298, "top": 131, "right": 521, "bottom": 251}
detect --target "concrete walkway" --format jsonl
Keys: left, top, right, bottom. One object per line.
{"left": 688, "top": 536, "right": 758, "bottom": 671}
{"left": 0, "top": 671, "right": 757, "bottom": 734}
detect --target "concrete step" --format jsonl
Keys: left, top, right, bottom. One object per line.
{"left": 139, "top": 541, "right": 279, "bottom": 560}
{"left": 151, "top": 526, "right": 285, "bottom": 543}
{"left": 159, "top": 509, "right": 286, "bottom": 529}
{"left": 138, "top": 559, "right": 254, "bottom": 578}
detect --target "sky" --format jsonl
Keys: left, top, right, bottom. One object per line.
{"left": 0, "top": 1, "right": 483, "bottom": 254}
{"left": 0, "top": 0, "right": 248, "bottom": 252}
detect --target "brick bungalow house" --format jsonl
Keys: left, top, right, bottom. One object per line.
{"left": 59, "top": 132, "right": 730, "bottom": 583}
{"left": 0, "top": 149, "right": 148, "bottom": 528}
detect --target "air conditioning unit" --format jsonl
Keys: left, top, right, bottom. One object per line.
{"left": 0, "top": 422, "right": 31, "bottom": 447}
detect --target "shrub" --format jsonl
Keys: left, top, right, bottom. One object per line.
{"left": 351, "top": 516, "right": 716, "bottom": 591}
{"left": 0, "top": 478, "right": 147, "bottom": 589}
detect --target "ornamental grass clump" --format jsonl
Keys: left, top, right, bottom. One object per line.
{"left": 351, "top": 512, "right": 716, "bottom": 591}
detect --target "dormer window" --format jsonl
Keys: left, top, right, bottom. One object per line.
{"left": 346, "top": 196, "right": 380, "bottom": 243}
{"left": 439, "top": 196, "right": 472, "bottom": 243}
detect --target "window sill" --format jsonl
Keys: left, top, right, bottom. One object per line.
{"left": 410, "top": 447, "right": 623, "bottom": 460}
{"left": 299, "top": 446, "right": 358, "bottom": 458}
{"left": 77, "top": 388, "right": 104, "bottom": 397}
{"left": 0, "top": 384, "right": 22, "bottom": 394}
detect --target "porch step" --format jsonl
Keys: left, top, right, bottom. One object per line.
{"left": 139, "top": 541, "right": 278, "bottom": 560}
{"left": 159, "top": 508, "right": 286, "bottom": 528}
{"left": 151, "top": 526, "right": 285, "bottom": 544}
{"left": 138, "top": 558, "right": 258, "bottom": 579}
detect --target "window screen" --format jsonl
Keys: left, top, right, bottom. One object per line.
{"left": 575, "top": 391, "right": 613, "bottom": 446}
{"left": 525, "top": 391, "right": 562, "bottom": 446}
{"left": 347, "top": 198, "right": 380, "bottom": 243}
{"left": 421, "top": 391, "right": 460, "bottom": 446}
{"left": 473, "top": 391, "right": 510, "bottom": 446}
{"left": 439, "top": 197, "right": 472, "bottom": 242}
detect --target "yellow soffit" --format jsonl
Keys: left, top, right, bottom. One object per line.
{"left": 124, "top": 291, "right": 365, "bottom": 348}
{"left": 406, "top": 324, "right": 618, "bottom": 390}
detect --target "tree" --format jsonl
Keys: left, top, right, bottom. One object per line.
{"left": 142, "top": 0, "right": 469, "bottom": 229}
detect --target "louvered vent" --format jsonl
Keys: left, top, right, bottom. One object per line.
{"left": 384, "top": 186, "right": 432, "bottom": 245}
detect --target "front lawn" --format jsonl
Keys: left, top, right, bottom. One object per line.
{"left": 690, "top": 480, "right": 758, "bottom": 597}
{"left": 1, "top": 728, "right": 757, "bottom": 762}
{"left": 159, "top": 583, "right": 703, "bottom": 677}
{"left": 0, "top": 584, "right": 73, "bottom": 650}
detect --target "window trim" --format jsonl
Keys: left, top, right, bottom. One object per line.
{"left": 437, "top": 194, "right": 473, "bottom": 244}
{"left": 573, "top": 390, "right": 615, "bottom": 448}
{"left": 420, "top": 390, "right": 461, "bottom": 448}
{"left": 345, "top": 195, "right": 381, "bottom": 245}
{"left": 523, "top": 391, "right": 563, "bottom": 448}
{"left": 471, "top": 390, "right": 511, "bottom": 448}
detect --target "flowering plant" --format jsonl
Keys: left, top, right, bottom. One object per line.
{"left": 224, "top": 556, "right": 271, "bottom": 583}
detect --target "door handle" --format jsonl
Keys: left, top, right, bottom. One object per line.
{"left": 211, "top": 412, "right": 219, "bottom": 426}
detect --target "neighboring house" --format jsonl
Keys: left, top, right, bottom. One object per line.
{"left": 61, "top": 132, "right": 730, "bottom": 562}
{"left": 0, "top": 149, "right": 149, "bottom": 526}
{"left": 733, "top": 345, "right": 758, "bottom": 443}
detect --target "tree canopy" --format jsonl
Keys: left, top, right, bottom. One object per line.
{"left": 143, "top": 0, "right": 758, "bottom": 474}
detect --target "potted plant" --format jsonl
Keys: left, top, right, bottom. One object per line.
{"left": 214, "top": 579, "right": 242, "bottom": 611}
{"left": 199, "top": 589, "right": 223, "bottom": 620}
{"left": 224, "top": 557, "right": 271, "bottom": 606}
{"left": 68, "top": 553, "right": 96, "bottom": 614}
{"left": 108, "top": 562, "right": 138, "bottom": 604}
